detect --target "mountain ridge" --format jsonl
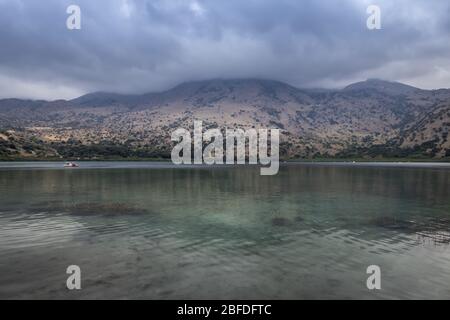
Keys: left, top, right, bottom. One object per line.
{"left": 0, "top": 78, "right": 449, "bottom": 160}
{"left": 0, "top": 78, "right": 436, "bottom": 104}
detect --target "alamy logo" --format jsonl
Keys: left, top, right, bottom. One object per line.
{"left": 366, "top": 265, "right": 381, "bottom": 290}
{"left": 171, "top": 121, "right": 280, "bottom": 175}
{"left": 66, "top": 265, "right": 81, "bottom": 290}
{"left": 66, "top": 5, "right": 81, "bottom": 30}
{"left": 366, "top": 5, "right": 381, "bottom": 30}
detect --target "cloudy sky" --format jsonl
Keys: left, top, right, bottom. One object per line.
{"left": 0, "top": 0, "right": 449, "bottom": 100}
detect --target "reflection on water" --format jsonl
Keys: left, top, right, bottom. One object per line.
{"left": 0, "top": 162, "right": 450, "bottom": 299}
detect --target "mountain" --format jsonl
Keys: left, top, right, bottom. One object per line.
{"left": 343, "top": 78, "right": 421, "bottom": 95}
{"left": 0, "top": 79, "right": 449, "bottom": 160}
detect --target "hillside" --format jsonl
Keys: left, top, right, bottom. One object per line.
{"left": 0, "top": 79, "right": 449, "bottom": 160}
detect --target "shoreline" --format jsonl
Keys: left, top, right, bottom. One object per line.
{"left": 1, "top": 160, "right": 450, "bottom": 170}
{"left": 1, "top": 157, "right": 449, "bottom": 163}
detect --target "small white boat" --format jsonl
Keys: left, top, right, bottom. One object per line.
{"left": 64, "top": 162, "right": 79, "bottom": 168}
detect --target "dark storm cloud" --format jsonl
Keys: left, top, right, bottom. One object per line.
{"left": 0, "top": 0, "right": 449, "bottom": 99}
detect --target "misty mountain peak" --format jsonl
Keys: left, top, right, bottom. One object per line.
{"left": 344, "top": 79, "right": 420, "bottom": 95}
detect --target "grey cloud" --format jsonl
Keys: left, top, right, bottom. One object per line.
{"left": 0, "top": 0, "right": 449, "bottom": 100}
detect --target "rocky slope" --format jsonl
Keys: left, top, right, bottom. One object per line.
{"left": 0, "top": 79, "right": 449, "bottom": 160}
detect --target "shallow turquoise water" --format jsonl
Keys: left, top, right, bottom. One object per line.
{"left": 0, "top": 162, "right": 450, "bottom": 299}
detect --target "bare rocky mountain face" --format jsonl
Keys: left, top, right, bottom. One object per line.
{"left": 0, "top": 78, "right": 449, "bottom": 160}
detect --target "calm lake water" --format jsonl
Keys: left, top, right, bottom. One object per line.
{"left": 0, "top": 161, "right": 450, "bottom": 299}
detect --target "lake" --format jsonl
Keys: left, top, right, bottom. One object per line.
{"left": 0, "top": 161, "right": 450, "bottom": 299}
